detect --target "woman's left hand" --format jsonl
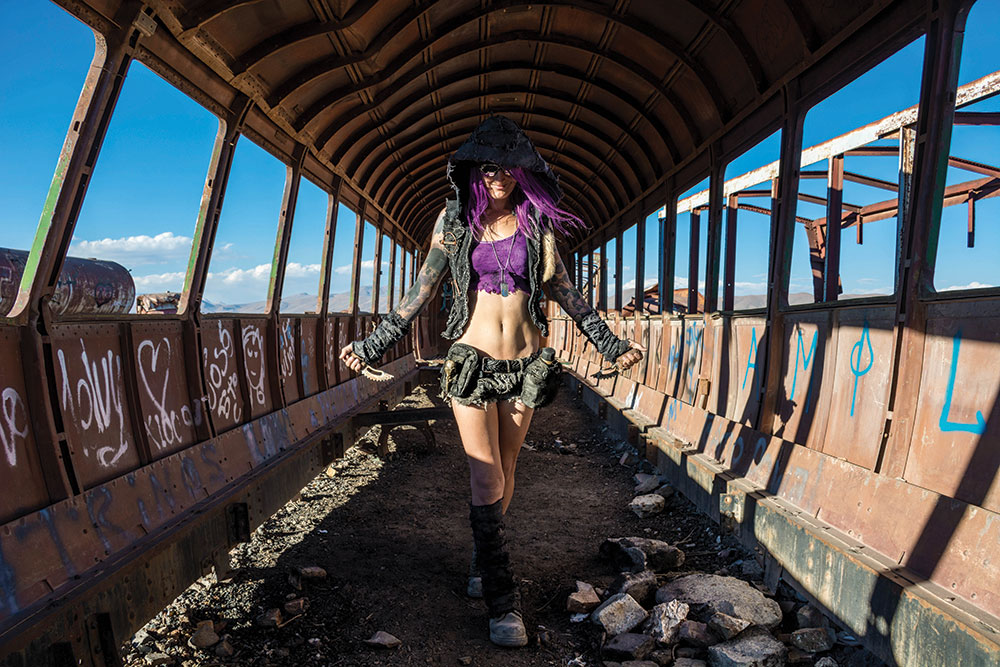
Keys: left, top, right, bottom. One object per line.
{"left": 617, "top": 341, "right": 645, "bottom": 371}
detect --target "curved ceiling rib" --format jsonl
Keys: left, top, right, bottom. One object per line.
{"left": 391, "top": 143, "right": 617, "bottom": 229}
{"left": 304, "top": 32, "right": 711, "bottom": 152}
{"left": 266, "top": 1, "right": 744, "bottom": 116}
{"left": 328, "top": 70, "right": 682, "bottom": 178}
{"left": 178, "top": 0, "right": 380, "bottom": 34}
{"left": 363, "top": 111, "right": 653, "bottom": 202}
{"left": 372, "top": 124, "right": 639, "bottom": 216}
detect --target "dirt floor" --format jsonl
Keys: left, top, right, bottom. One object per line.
{"left": 122, "top": 379, "right": 883, "bottom": 667}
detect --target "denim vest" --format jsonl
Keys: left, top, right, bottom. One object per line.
{"left": 439, "top": 200, "right": 549, "bottom": 340}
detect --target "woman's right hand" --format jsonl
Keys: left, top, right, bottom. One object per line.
{"left": 340, "top": 343, "right": 364, "bottom": 373}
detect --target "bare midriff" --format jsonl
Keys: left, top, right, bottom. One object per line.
{"left": 453, "top": 289, "right": 540, "bottom": 360}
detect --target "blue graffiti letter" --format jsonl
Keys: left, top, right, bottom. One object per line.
{"left": 939, "top": 332, "right": 986, "bottom": 434}
{"left": 791, "top": 329, "right": 818, "bottom": 413}
{"left": 849, "top": 323, "right": 873, "bottom": 417}
{"left": 742, "top": 327, "right": 757, "bottom": 391}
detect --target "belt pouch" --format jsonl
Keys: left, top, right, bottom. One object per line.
{"left": 519, "top": 347, "right": 561, "bottom": 408}
{"left": 442, "top": 343, "right": 481, "bottom": 398}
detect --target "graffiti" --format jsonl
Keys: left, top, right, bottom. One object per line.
{"left": 138, "top": 337, "right": 198, "bottom": 451}
{"left": 742, "top": 327, "right": 757, "bottom": 391}
{"left": 791, "top": 328, "right": 818, "bottom": 413}
{"left": 57, "top": 339, "right": 129, "bottom": 467}
{"left": 939, "top": 331, "right": 986, "bottom": 434}
{"left": 279, "top": 321, "right": 295, "bottom": 380}
{"left": 684, "top": 324, "right": 703, "bottom": 396}
{"left": 204, "top": 321, "right": 242, "bottom": 423}
{"left": 242, "top": 324, "right": 267, "bottom": 408}
{"left": 732, "top": 436, "right": 744, "bottom": 463}
{"left": 848, "top": 323, "right": 873, "bottom": 418}
{"left": 667, "top": 398, "right": 682, "bottom": 426}
{"left": 0, "top": 387, "right": 28, "bottom": 466}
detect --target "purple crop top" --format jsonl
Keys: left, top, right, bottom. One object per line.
{"left": 470, "top": 231, "right": 530, "bottom": 295}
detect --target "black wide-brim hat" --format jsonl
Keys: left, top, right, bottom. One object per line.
{"left": 446, "top": 115, "right": 563, "bottom": 212}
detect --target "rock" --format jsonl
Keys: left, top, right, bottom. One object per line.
{"left": 630, "top": 494, "right": 666, "bottom": 518}
{"left": 741, "top": 559, "right": 764, "bottom": 578}
{"left": 791, "top": 627, "right": 834, "bottom": 653}
{"left": 707, "top": 627, "right": 787, "bottom": 667}
{"left": 214, "top": 637, "right": 234, "bottom": 657}
{"left": 608, "top": 570, "right": 658, "bottom": 607}
{"left": 299, "top": 566, "right": 327, "bottom": 580}
{"left": 795, "top": 604, "right": 827, "bottom": 629}
{"left": 603, "top": 633, "right": 655, "bottom": 661}
{"left": 621, "top": 451, "right": 639, "bottom": 465}
{"left": 591, "top": 593, "right": 649, "bottom": 635}
{"left": 144, "top": 653, "right": 174, "bottom": 666}
{"left": 187, "top": 620, "right": 219, "bottom": 649}
{"left": 622, "top": 662, "right": 659, "bottom": 667}
{"left": 273, "top": 647, "right": 290, "bottom": 658}
{"left": 604, "top": 663, "right": 623, "bottom": 667}
{"left": 777, "top": 600, "right": 797, "bottom": 615}
{"left": 708, "top": 612, "right": 752, "bottom": 640}
{"left": 648, "top": 649, "right": 674, "bottom": 665}
{"left": 634, "top": 473, "right": 660, "bottom": 494}
{"left": 458, "top": 657, "right": 472, "bottom": 665}
{"left": 787, "top": 647, "right": 813, "bottom": 663}
{"left": 815, "top": 658, "right": 838, "bottom": 667}
{"left": 256, "top": 608, "right": 283, "bottom": 628}
{"left": 674, "top": 660, "right": 708, "bottom": 667}
{"left": 568, "top": 581, "right": 602, "bottom": 613}
{"left": 601, "top": 537, "right": 686, "bottom": 573}
{"left": 679, "top": 620, "right": 715, "bottom": 647}
{"left": 676, "top": 647, "right": 703, "bottom": 658}
{"left": 364, "top": 630, "right": 402, "bottom": 649}
{"left": 655, "top": 574, "right": 782, "bottom": 630}
{"left": 654, "top": 484, "right": 675, "bottom": 500}
{"left": 284, "top": 597, "right": 308, "bottom": 615}
{"left": 645, "top": 599, "right": 689, "bottom": 645}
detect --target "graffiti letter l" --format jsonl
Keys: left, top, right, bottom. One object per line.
{"left": 939, "top": 332, "right": 986, "bottom": 434}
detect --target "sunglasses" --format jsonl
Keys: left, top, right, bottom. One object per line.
{"left": 479, "top": 163, "right": 512, "bottom": 178}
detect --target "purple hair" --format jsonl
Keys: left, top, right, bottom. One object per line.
{"left": 465, "top": 167, "right": 586, "bottom": 239}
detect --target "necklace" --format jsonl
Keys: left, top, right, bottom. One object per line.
{"left": 485, "top": 224, "right": 518, "bottom": 297}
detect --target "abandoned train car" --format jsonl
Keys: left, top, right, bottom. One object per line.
{"left": 1, "top": 0, "right": 998, "bottom": 664}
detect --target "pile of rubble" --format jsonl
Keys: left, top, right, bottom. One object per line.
{"left": 566, "top": 469, "right": 853, "bottom": 667}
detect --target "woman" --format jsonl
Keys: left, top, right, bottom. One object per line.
{"left": 340, "top": 115, "right": 643, "bottom": 647}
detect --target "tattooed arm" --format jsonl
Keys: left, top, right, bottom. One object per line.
{"left": 340, "top": 208, "right": 450, "bottom": 370}
{"left": 543, "top": 249, "right": 642, "bottom": 368}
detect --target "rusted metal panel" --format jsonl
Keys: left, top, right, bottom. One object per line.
{"left": 771, "top": 313, "right": 833, "bottom": 450}
{"left": 632, "top": 384, "right": 665, "bottom": 425}
{"left": 200, "top": 319, "right": 246, "bottom": 434}
{"left": 130, "top": 321, "right": 200, "bottom": 459}
{"left": 703, "top": 316, "right": 722, "bottom": 411}
{"left": 336, "top": 316, "right": 353, "bottom": 382}
{"left": 644, "top": 319, "right": 663, "bottom": 389}
{"left": 906, "top": 300, "right": 1000, "bottom": 512}
{"left": 662, "top": 317, "right": 685, "bottom": 396}
{"left": 278, "top": 318, "right": 300, "bottom": 404}
{"left": 0, "top": 327, "right": 50, "bottom": 524}
{"left": 299, "top": 317, "right": 319, "bottom": 397}
{"left": 822, "top": 307, "right": 894, "bottom": 470}
{"left": 0, "top": 249, "right": 134, "bottom": 317}
{"left": 51, "top": 324, "right": 141, "bottom": 489}
{"left": 238, "top": 319, "right": 272, "bottom": 419}
{"left": 731, "top": 317, "right": 765, "bottom": 425}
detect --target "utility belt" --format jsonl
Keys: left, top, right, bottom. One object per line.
{"left": 440, "top": 343, "right": 562, "bottom": 408}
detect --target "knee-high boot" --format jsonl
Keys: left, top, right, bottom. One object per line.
{"left": 469, "top": 500, "right": 527, "bottom": 647}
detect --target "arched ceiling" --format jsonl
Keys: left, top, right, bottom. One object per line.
{"left": 142, "top": 0, "right": 883, "bottom": 247}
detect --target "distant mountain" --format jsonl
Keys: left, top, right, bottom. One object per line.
{"left": 199, "top": 287, "right": 372, "bottom": 314}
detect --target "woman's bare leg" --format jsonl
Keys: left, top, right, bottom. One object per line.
{"left": 451, "top": 399, "right": 505, "bottom": 505}
{"left": 496, "top": 399, "right": 535, "bottom": 513}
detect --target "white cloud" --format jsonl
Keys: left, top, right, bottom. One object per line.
{"left": 285, "top": 262, "right": 321, "bottom": 278}
{"left": 132, "top": 271, "right": 186, "bottom": 292}
{"left": 941, "top": 281, "right": 992, "bottom": 291}
{"left": 333, "top": 259, "right": 389, "bottom": 275}
{"left": 208, "top": 264, "right": 273, "bottom": 284}
{"left": 622, "top": 277, "right": 659, "bottom": 290}
{"left": 733, "top": 281, "right": 767, "bottom": 295}
{"left": 70, "top": 232, "right": 192, "bottom": 266}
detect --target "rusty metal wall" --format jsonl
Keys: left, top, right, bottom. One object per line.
{"left": 0, "top": 249, "right": 134, "bottom": 317}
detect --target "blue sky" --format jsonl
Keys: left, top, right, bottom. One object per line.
{"left": 3, "top": 2, "right": 999, "bottom": 312}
